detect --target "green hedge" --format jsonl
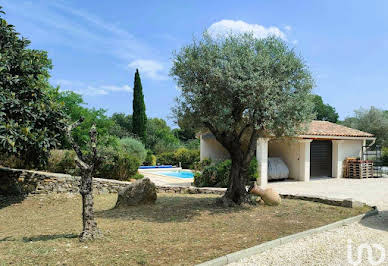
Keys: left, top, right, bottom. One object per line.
{"left": 157, "top": 148, "right": 200, "bottom": 169}
{"left": 194, "top": 158, "right": 258, "bottom": 188}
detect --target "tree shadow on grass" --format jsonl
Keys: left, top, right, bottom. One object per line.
{"left": 95, "top": 194, "right": 251, "bottom": 223}
{"left": 0, "top": 233, "right": 78, "bottom": 243}
{"left": 0, "top": 195, "right": 27, "bottom": 210}
{"left": 359, "top": 210, "right": 388, "bottom": 232}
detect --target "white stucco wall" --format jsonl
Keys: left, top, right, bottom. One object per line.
{"left": 332, "top": 139, "right": 363, "bottom": 178}
{"left": 268, "top": 139, "right": 302, "bottom": 180}
{"left": 200, "top": 135, "right": 230, "bottom": 161}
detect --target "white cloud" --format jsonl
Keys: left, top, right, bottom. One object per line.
{"left": 284, "top": 25, "right": 292, "bottom": 31}
{"left": 128, "top": 59, "right": 168, "bottom": 80}
{"left": 2, "top": 1, "right": 152, "bottom": 61}
{"left": 208, "top": 20, "right": 287, "bottom": 40}
{"left": 54, "top": 80, "right": 132, "bottom": 96}
{"left": 292, "top": 40, "right": 299, "bottom": 45}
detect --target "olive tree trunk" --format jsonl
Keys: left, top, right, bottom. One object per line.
{"left": 216, "top": 130, "right": 258, "bottom": 206}
{"left": 66, "top": 118, "right": 102, "bottom": 241}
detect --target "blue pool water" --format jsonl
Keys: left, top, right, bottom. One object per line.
{"left": 157, "top": 171, "right": 194, "bottom": 179}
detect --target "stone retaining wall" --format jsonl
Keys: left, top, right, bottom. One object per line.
{"left": 0, "top": 167, "right": 225, "bottom": 196}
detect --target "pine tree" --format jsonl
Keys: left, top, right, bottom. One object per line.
{"left": 132, "top": 69, "right": 147, "bottom": 142}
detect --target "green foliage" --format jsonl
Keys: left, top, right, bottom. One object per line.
{"left": 171, "top": 33, "right": 314, "bottom": 200}
{"left": 49, "top": 89, "right": 115, "bottom": 149}
{"left": 382, "top": 147, "right": 388, "bottom": 166}
{"left": 171, "top": 33, "right": 314, "bottom": 138}
{"left": 132, "top": 69, "right": 147, "bottom": 142}
{"left": 145, "top": 118, "right": 181, "bottom": 154}
{"left": 46, "top": 149, "right": 79, "bottom": 175}
{"left": 157, "top": 148, "right": 200, "bottom": 169}
{"left": 194, "top": 158, "right": 258, "bottom": 188}
{"left": 0, "top": 9, "right": 67, "bottom": 167}
{"left": 110, "top": 113, "right": 133, "bottom": 138}
{"left": 118, "top": 137, "right": 147, "bottom": 164}
{"left": 95, "top": 145, "right": 141, "bottom": 181}
{"left": 193, "top": 158, "right": 212, "bottom": 172}
{"left": 143, "top": 150, "right": 157, "bottom": 166}
{"left": 311, "top": 95, "right": 339, "bottom": 123}
{"left": 132, "top": 173, "right": 144, "bottom": 180}
{"left": 341, "top": 107, "right": 388, "bottom": 146}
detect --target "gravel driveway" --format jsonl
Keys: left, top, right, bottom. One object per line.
{"left": 229, "top": 177, "right": 388, "bottom": 266}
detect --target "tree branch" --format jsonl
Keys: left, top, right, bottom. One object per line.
{"left": 243, "top": 129, "right": 258, "bottom": 166}
{"left": 66, "top": 117, "right": 89, "bottom": 170}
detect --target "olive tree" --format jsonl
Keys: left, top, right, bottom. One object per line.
{"left": 171, "top": 33, "right": 314, "bottom": 205}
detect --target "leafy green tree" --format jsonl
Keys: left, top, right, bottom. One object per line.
{"left": 49, "top": 88, "right": 115, "bottom": 149}
{"left": 109, "top": 113, "right": 132, "bottom": 138}
{"left": 145, "top": 118, "right": 181, "bottom": 154}
{"left": 171, "top": 33, "right": 314, "bottom": 205}
{"left": 311, "top": 95, "right": 339, "bottom": 123}
{"left": 342, "top": 107, "right": 388, "bottom": 146}
{"left": 132, "top": 69, "right": 147, "bottom": 142}
{"left": 0, "top": 8, "right": 66, "bottom": 167}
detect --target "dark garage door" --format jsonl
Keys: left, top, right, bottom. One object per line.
{"left": 310, "top": 140, "right": 332, "bottom": 177}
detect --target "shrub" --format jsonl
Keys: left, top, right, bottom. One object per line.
{"left": 157, "top": 151, "right": 175, "bottom": 166}
{"left": 382, "top": 147, "right": 388, "bottom": 166}
{"left": 194, "top": 158, "right": 258, "bottom": 188}
{"left": 95, "top": 146, "right": 141, "bottom": 181}
{"left": 0, "top": 154, "right": 25, "bottom": 169}
{"left": 143, "top": 150, "right": 157, "bottom": 166}
{"left": 157, "top": 148, "right": 200, "bottom": 169}
{"left": 193, "top": 158, "right": 212, "bottom": 172}
{"left": 132, "top": 173, "right": 144, "bottom": 180}
{"left": 174, "top": 148, "right": 200, "bottom": 169}
{"left": 119, "top": 137, "right": 146, "bottom": 164}
{"left": 47, "top": 150, "right": 79, "bottom": 175}
{"left": 94, "top": 144, "right": 141, "bottom": 181}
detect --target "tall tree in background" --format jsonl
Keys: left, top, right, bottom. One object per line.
{"left": 342, "top": 107, "right": 388, "bottom": 146}
{"left": 132, "top": 69, "right": 147, "bottom": 142}
{"left": 311, "top": 95, "right": 339, "bottom": 123}
{"left": 0, "top": 7, "right": 66, "bottom": 167}
{"left": 171, "top": 33, "right": 314, "bottom": 206}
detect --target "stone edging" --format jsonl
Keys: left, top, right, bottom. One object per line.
{"left": 196, "top": 207, "right": 379, "bottom": 266}
{"left": 280, "top": 193, "right": 366, "bottom": 208}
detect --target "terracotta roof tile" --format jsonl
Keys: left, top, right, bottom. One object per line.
{"left": 303, "top": 121, "right": 374, "bottom": 138}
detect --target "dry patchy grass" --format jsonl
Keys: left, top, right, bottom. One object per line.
{"left": 0, "top": 193, "right": 369, "bottom": 265}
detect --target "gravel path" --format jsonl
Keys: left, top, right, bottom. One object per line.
{"left": 229, "top": 177, "right": 388, "bottom": 266}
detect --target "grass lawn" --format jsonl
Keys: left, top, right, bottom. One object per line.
{"left": 0, "top": 193, "right": 369, "bottom": 265}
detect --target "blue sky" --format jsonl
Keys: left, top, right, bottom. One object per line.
{"left": 3, "top": 0, "right": 388, "bottom": 126}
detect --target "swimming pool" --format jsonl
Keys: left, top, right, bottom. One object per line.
{"left": 156, "top": 171, "right": 194, "bottom": 179}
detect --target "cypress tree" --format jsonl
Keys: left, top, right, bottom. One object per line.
{"left": 132, "top": 69, "right": 147, "bottom": 141}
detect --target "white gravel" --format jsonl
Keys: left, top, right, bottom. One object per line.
{"left": 229, "top": 177, "right": 388, "bottom": 266}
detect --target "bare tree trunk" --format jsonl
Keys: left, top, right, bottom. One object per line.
{"left": 66, "top": 118, "right": 102, "bottom": 241}
{"left": 78, "top": 169, "right": 101, "bottom": 241}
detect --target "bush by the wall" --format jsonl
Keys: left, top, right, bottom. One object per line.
{"left": 47, "top": 150, "right": 79, "bottom": 175}
{"left": 95, "top": 146, "right": 141, "bottom": 181}
{"left": 157, "top": 148, "right": 200, "bottom": 169}
{"left": 194, "top": 158, "right": 258, "bottom": 188}
{"left": 0, "top": 154, "right": 25, "bottom": 169}
{"left": 143, "top": 150, "right": 157, "bottom": 166}
{"left": 119, "top": 137, "right": 146, "bottom": 164}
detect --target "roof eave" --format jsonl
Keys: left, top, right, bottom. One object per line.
{"left": 297, "top": 134, "right": 376, "bottom": 140}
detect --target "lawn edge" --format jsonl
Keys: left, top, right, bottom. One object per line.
{"left": 196, "top": 206, "right": 379, "bottom": 266}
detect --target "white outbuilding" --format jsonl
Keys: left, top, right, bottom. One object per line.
{"left": 199, "top": 121, "right": 375, "bottom": 187}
